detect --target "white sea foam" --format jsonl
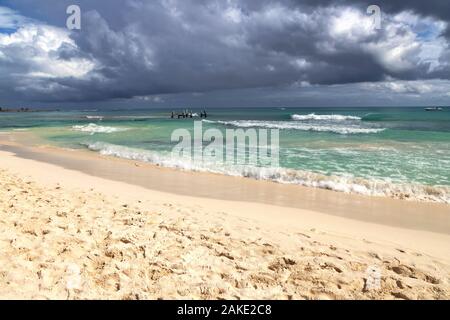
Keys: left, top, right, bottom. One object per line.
{"left": 84, "top": 142, "right": 450, "bottom": 204}
{"left": 85, "top": 116, "right": 104, "bottom": 120}
{"left": 72, "top": 123, "right": 128, "bottom": 134}
{"left": 203, "top": 120, "right": 385, "bottom": 134}
{"left": 291, "top": 113, "right": 361, "bottom": 121}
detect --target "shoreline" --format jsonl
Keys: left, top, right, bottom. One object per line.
{"left": 4, "top": 129, "right": 450, "bottom": 206}
{"left": 0, "top": 134, "right": 449, "bottom": 299}
{"left": 1, "top": 133, "right": 449, "bottom": 235}
{"left": 4, "top": 129, "right": 450, "bottom": 205}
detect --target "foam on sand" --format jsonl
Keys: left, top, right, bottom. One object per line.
{"left": 84, "top": 142, "right": 449, "bottom": 203}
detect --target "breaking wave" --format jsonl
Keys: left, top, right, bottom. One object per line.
{"left": 85, "top": 116, "right": 104, "bottom": 120}
{"left": 291, "top": 113, "right": 361, "bottom": 121}
{"left": 84, "top": 142, "right": 449, "bottom": 204}
{"left": 72, "top": 123, "right": 129, "bottom": 134}
{"left": 203, "top": 120, "right": 385, "bottom": 135}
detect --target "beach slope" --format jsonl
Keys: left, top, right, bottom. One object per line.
{"left": 0, "top": 149, "right": 449, "bottom": 300}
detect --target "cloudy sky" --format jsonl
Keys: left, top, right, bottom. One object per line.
{"left": 0, "top": 0, "right": 449, "bottom": 108}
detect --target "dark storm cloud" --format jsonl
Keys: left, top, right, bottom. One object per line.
{"left": 11, "top": 0, "right": 449, "bottom": 21}
{"left": 268, "top": 0, "right": 450, "bottom": 22}
{"left": 0, "top": 0, "right": 449, "bottom": 104}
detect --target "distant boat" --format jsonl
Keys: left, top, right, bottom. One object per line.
{"left": 425, "top": 107, "right": 443, "bottom": 111}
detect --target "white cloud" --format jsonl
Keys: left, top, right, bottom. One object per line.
{"left": 329, "top": 7, "right": 377, "bottom": 41}
{"left": 135, "top": 95, "right": 164, "bottom": 103}
{"left": 362, "top": 79, "right": 450, "bottom": 95}
{"left": 224, "top": 7, "right": 243, "bottom": 24}
{"left": 371, "top": 12, "right": 448, "bottom": 73}
{"left": 322, "top": 7, "right": 450, "bottom": 74}
{"left": 0, "top": 6, "right": 30, "bottom": 29}
{"left": 290, "top": 58, "right": 311, "bottom": 70}
{"left": 0, "top": 24, "right": 95, "bottom": 79}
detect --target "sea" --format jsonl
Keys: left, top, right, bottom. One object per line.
{"left": 1, "top": 106, "right": 449, "bottom": 203}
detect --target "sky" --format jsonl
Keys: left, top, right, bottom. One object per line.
{"left": 0, "top": 0, "right": 449, "bottom": 108}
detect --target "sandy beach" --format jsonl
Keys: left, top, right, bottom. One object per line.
{"left": 2, "top": 0, "right": 450, "bottom": 303}
{"left": 0, "top": 136, "right": 449, "bottom": 300}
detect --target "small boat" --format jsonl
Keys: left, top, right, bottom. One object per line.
{"left": 425, "top": 107, "right": 443, "bottom": 111}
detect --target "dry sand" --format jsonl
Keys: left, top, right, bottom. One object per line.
{"left": 0, "top": 147, "right": 449, "bottom": 300}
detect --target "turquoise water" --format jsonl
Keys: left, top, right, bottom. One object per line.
{"left": 1, "top": 107, "right": 449, "bottom": 203}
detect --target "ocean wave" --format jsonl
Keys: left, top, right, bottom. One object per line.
{"left": 84, "top": 142, "right": 207, "bottom": 171}
{"left": 72, "top": 123, "right": 129, "bottom": 134}
{"left": 84, "top": 142, "right": 449, "bottom": 204}
{"left": 109, "top": 116, "right": 159, "bottom": 120}
{"left": 291, "top": 113, "right": 361, "bottom": 121}
{"left": 85, "top": 116, "right": 104, "bottom": 120}
{"left": 203, "top": 120, "right": 385, "bottom": 135}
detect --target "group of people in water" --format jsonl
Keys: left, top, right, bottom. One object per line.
{"left": 170, "top": 110, "right": 208, "bottom": 119}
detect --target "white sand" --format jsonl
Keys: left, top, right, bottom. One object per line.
{"left": 0, "top": 149, "right": 449, "bottom": 300}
